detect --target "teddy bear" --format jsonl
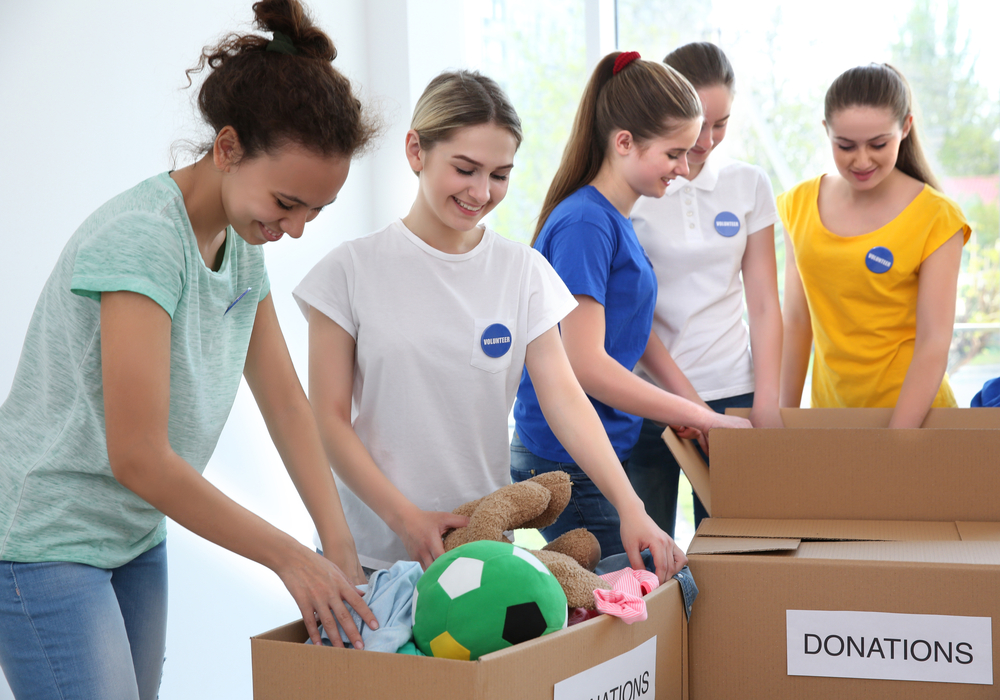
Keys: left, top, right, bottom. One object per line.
{"left": 442, "top": 471, "right": 611, "bottom": 610}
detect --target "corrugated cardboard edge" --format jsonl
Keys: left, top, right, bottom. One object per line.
{"left": 661, "top": 427, "right": 711, "bottom": 515}
{"left": 251, "top": 578, "right": 688, "bottom": 700}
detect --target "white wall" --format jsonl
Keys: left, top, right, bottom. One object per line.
{"left": 0, "top": 1, "right": 464, "bottom": 698}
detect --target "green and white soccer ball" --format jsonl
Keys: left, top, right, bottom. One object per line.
{"left": 412, "top": 540, "right": 568, "bottom": 660}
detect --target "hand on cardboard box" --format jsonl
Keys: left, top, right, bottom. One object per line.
{"left": 275, "top": 546, "right": 380, "bottom": 649}
{"left": 620, "top": 509, "right": 688, "bottom": 583}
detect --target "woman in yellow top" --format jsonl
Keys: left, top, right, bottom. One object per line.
{"left": 779, "top": 63, "right": 971, "bottom": 428}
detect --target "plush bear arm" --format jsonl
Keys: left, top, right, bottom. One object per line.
{"left": 443, "top": 480, "right": 552, "bottom": 550}
{"left": 542, "top": 528, "right": 602, "bottom": 572}
{"left": 534, "top": 550, "right": 610, "bottom": 610}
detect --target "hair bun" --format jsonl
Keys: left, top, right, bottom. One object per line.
{"left": 252, "top": 0, "right": 337, "bottom": 62}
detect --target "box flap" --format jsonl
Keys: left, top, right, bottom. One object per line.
{"left": 709, "top": 424, "right": 1000, "bottom": 521}
{"left": 792, "top": 540, "right": 1000, "bottom": 565}
{"left": 695, "top": 518, "right": 961, "bottom": 542}
{"left": 660, "top": 426, "right": 711, "bottom": 515}
{"left": 726, "top": 406, "right": 1000, "bottom": 429}
{"left": 688, "top": 536, "right": 800, "bottom": 555}
{"left": 956, "top": 521, "right": 1000, "bottom": 541}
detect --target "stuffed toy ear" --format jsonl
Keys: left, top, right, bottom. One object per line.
{"left": 443, "top": 480, "right": 552, "bottom": 551}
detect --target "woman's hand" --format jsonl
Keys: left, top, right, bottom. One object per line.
{"left": 619, "top": 508, "right": 687, "bottom": 583}
{"left": 395, "top": 507, "right": 470, "bottom": 571}
{"left": 274, "top": 546, "right": 379, "bottom": 649}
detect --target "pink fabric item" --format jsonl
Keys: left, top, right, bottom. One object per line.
{"left": 592, "top": 567, "right": 661, "bottom": 624}
{"left": 593, "top": 589, "right": 647, "bottom": 623}
{"left": 599, "top": 567, "right": 660, "bottom": 597}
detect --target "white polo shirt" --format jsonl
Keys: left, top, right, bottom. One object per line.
{"left": 631, "top": 157, "right": 779, "bottom": 401}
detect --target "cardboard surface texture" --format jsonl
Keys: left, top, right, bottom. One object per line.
{"left": 668, "top": 407, "right": 1000, "bottom": 700}
{"left": 252, "top": 576, "right": 687, "bottom": 699}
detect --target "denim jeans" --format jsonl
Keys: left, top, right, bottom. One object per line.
{"left": 510, "top": 432, "right": 625, "bottom": 559}
{"left": 625, "top": 392, "right": 754, "bottom": 536}
{"left": 0, "top": 540, "right": 167, "bottom": 700}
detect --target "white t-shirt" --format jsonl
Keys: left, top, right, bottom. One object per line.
{"left": 293, "top": 220, "right": 577, "bottom": 568}
{"left": 631, "top": 157, "right": 779, "bottom": 401}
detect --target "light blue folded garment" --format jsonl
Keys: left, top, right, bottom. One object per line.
{"left": 312, "top": 560, "right": 423, "bottom": 653}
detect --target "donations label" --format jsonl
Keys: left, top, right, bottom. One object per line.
{"left": 787, "top": 609, "right": 993, "bottom": 685}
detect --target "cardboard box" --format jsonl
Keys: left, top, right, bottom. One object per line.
{"left": 664, "top": 407, "right": 1000, "bottom": 700}
{"left": 252, "top": 575, "right": 688, "bottom": 699}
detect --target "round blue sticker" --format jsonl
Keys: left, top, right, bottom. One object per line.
{"left": 714, "top": 211, "right": 741, "bottom": 237}
{"left": 865, "top": 246, "right": 894, "bottom": 274}
{"left": 480, "top": 323, "right": 512, "bottom": 358}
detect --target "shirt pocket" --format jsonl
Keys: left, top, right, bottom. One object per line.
{"left": 470, "top": 318, "right": 515, "bottom": 374}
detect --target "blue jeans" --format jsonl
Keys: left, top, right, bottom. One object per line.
{"left": 625, "top": 392, "right": 754, "bottom": 537}
{"left": 510, "top": 432, "right": 625, "bottom": 559}
{"left": 0, "top": 540, "right": 168, "bottom": 700}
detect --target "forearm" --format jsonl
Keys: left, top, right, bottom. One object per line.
{"left": 637, "top": 333, "right": 707, "bottom": 408}
{"left": 748, "top": 304, "right": 783, "bottom": 410}
{"left": 576, "top": 352, "right": 716, "bottom": 431}
{"left": 258, "top": 394, "right": 358, "bottom": 561}
{"left": 314, "top": 412, "right": 418, "bottom": 535}
{"left": 115, "top": 448, "right": 304, "bottom": 572}
{"left": 780, "top": 317, "right": 812, "bottom": 407}
{"left": 889, "top": 336, "right": 951, "bottom": 428}
{"left": 547, "top": 385, "right": 644, "bottom": 512}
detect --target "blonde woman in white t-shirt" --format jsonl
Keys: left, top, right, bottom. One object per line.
{"left": 296, "top": 71, "right": 687, "bottom": 583}
{"left": 628, "top": 43, "right": 784, "bottom": 536}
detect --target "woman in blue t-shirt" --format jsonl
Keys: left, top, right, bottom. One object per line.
{"left": 0, "top": 2, "right": 379, "bottom": 697}
{"left": 512, "top": 51, "right": 751, "bottom": 558}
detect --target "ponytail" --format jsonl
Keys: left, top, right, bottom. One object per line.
{"left": 824, "top": 63, "right": 939, "bottom": 190}
{"left": 532, "top": 51, "right": 701, "bottom": 244}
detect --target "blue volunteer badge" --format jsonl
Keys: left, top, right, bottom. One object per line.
{"left": 714, "top": 211, "right": 741, "bottom": 237}
{"left": 865, "top": 246, "right": 894, "bottom": 274}
{"left": 480, "top": 323, "right": 512, "bottom": 358}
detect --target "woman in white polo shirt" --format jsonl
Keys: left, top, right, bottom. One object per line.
{"left": 627, "top": 42, "right": 784, "bottom": 535}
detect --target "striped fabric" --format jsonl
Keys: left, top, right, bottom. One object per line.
{"left": 593, "top": 567, "right": 661, "bottom": 623}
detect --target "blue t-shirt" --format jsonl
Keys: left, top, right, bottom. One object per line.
{"left": 513, "top": 186, "right": 657, "bottom": 461}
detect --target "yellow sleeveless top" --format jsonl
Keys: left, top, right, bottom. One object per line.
{"left": 778, "top": 175, "right": 970, "bottom": 409}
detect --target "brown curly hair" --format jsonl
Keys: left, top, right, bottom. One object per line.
{"left": 186, "top": 0, "right": 378, "bottom": 162}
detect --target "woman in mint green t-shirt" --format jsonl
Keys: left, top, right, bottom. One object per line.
{"left": 0, "top": 2, "right": 381, "bottom": 697}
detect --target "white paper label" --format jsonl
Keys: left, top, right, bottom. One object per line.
{"left": 787, "top": 610, "right": 993, "bottom": 685}
{"left": 554, "top": 636, "right": 656, "bottom": 700}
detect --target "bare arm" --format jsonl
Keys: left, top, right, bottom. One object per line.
{"left": 560, "top": 296, "right": 749, "bottom": 433}
{"left": 306, "top": 307, "right": 467, "bottom": 570}
{"left": 889, "top": 231, "right": 964, "bottom": 428}
{"left": 242, "top": 294, "right": 364, "bottom": 583}
{"left": 742, "top": 225, "right": 784, "bottom": 427}
{"left": 780, "top": 230, "right": 813, "bottom": 408}
{"left": 525, "top": 326, "right": 686, "bottom": 582}
{"left": 101, "top": 291, "right": 375, "bottom": 648}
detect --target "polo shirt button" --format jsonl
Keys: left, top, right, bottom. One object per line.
{"left": 686, "top": 211, "right": 693, "bottom": 216}
{"left": 685, "top": 199, "right": 692, "bottom": 205}
{"left": 684, "top": 187, "right": 692, "bottom": 193}
{"left": 689, "top": 223, "right": 695, "bottom": 229}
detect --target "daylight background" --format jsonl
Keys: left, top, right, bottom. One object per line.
{"left": 1, "top": 1, "right": 997, "bottom": 697}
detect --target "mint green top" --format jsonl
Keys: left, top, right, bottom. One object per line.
{"left": 0, "top": 172, "right": 269, "bottom": 568}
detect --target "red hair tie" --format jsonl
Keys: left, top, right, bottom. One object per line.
{"left": 613, "top": 51, "right": 641, "bottom": 75}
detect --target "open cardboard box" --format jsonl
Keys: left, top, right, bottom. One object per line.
{"left": 253, "top": 572, "right": 688, "bottom": 699}
{"left": 664, "top": 407, "right": 1000, "bottom": 700}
